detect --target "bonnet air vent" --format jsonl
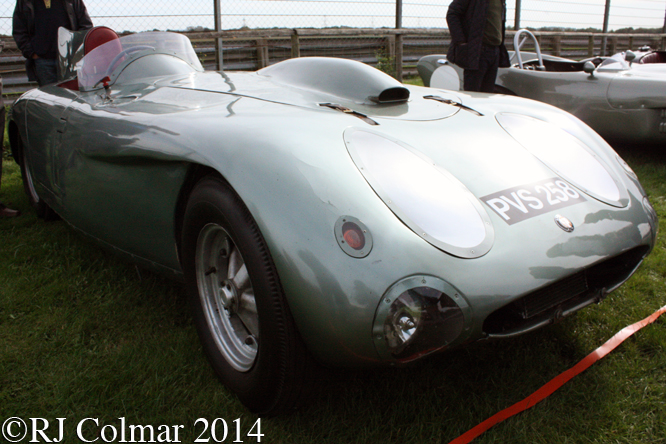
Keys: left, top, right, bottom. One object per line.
{"left": 376, "top": 87, "right": 411, "bottom": 104}
{"left": 258, "top": 57, "right": 410, "bottom": 105}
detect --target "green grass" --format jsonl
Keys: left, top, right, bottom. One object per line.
{"left": 403, "top": 76, "right": 424, "bottom": 87}
{"left": 0, "top": 142, "right": 664, "bottom": 443}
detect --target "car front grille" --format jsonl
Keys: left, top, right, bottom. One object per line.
{"left": 483, "top": 245, "right": 650, "bottom": 336}
{"left": 516, "top": 271, "right": 589, "bottom": 320}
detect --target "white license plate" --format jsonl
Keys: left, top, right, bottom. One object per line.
{"left": 481, "top": 177, "right": 586, "bottom": 225}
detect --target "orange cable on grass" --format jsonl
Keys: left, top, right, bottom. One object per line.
{"left": 448, "top": 304, "right": 666, "bottom": 444}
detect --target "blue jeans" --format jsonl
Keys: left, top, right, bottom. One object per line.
{"left": 34, "top": 58, "right": 58, "bottom": 86}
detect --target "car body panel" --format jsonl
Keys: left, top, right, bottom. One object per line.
{"left": 10, "top": 32, "right": 657, "bottom": 368}
{"left": 607, "top": 67, "right": 666, "bottom": 109}
{"left": 418, "top": 49, "right": 666, "bottom": 144}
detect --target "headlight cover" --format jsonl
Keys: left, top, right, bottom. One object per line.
{"left": 496, "top": 113, "right": 628, "bottom": 208}
{"left": 372, "top": 275, "right": 471, "bottom": 362}
{"left": 345, "top": 128, "right": 494, "bottom": 258}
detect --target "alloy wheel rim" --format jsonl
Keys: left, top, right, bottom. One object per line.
{"left": 195, "top": 223, "right": 259, "bottom": 372}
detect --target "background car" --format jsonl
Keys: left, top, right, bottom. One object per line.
{"left": 417, "top": 29, "right": 666, "bottom": 145}
{"left": 8, "top": 27, "right": 658, "bottom": 415}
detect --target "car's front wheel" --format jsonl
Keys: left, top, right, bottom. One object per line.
{"left": 181, "top": 175, "right": 312, "bottom": 415}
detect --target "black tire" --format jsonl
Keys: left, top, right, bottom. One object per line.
{"left": 17, "top": 138, "right": 57, "bottom": 220}
{"left": 181, "top": 175, "right": 312, "bottom": 416}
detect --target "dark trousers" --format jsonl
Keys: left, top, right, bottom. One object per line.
{"left": 0, "top": 105, "right": 5, "bottom": 186}
{"left": 463, "top": 45, "right": 500, "bottom": 93}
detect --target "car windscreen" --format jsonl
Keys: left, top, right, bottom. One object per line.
{"left": 77, "top": 32, "right": 204, "bottom": 91}
{"left": 597, "top": 53, "right": 630, "bottom": 72}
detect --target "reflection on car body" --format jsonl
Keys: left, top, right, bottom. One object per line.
{"left": 8, "top": 27, "right": 658, "bottom": 415}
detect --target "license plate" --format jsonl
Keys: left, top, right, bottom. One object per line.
{"left": 481, "top": 177, "right": 586, "bottom": 225}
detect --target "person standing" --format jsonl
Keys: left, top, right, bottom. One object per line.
{"left": 446, "top": 0, "right": 511, "bottom": 93}
{"left": 12, "top": 0, "right": 93, "bottom": 86}
{"left": 0, "top": 70, "right": 20, "bottom": 218}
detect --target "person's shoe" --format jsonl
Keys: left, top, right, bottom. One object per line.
{"left": 0, "top": 204, "right": 21, "bottom": 218}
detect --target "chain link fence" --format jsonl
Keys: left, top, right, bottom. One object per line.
{"left": 1, "top": 0, "right": 665, "bottom": 36}
{"left": 515, "top": 0, "right": 665, "bottom": 31}
{"left": 1, "top": 1, "right": 665, "bottom": 95}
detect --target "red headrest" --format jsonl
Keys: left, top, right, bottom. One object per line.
{"left": 84, "top": 26, "right": 120, "bottom": 55}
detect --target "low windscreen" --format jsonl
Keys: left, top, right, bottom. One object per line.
{"left": 597, "top": 53, "right": 630, "bottom": 71}
{"left": 77, "top": 32, "right": 203, "bottom": 90}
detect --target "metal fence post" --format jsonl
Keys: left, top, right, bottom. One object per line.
{"left": 395, "top": 34, "right": 403, "bottom": 81}
{"left": 214, "top": 0, "right": 223, "bottom": 70}
{"left": 601, "top": 0, "right": 611, "bottom": 56}
{"left": 395, "top": 0, "right": 403, "bottom": 81}
{"left": 514, "top": 0, "right": 522, "bottom": 30}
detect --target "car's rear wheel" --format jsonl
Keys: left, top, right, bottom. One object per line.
{"left": 181, "top": 174, "right": 312, "bottom": 415}
{"left": 18, "top": 138, "right": 57, "bottom": 220}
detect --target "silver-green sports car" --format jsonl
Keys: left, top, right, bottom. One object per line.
{"left": 418, "top": 29, "right": 666, "bottom": 145}
{"left": 9, "top": 28, "right": 658, "bottom": 415}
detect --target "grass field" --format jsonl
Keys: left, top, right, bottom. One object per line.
{"left": 1, "top": 127, "right": 665, "bottom": 442}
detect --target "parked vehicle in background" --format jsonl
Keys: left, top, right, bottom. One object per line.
{"left": 418, "top": 29, "right": 666, "bottom": 145}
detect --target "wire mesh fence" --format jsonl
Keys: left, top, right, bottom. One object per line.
{"left": 515, "top": 0, "right": 665, "bottom": 31}
{"left": 1, "top": 0, "right": 665, "bottom": 37}
{"left": 1, "top": 0, "right": 665, "bottom": 95}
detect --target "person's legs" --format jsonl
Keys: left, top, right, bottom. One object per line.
{"left": 33, "top": 58, "right": 58, "bottom": 86}
{"left": 463, "top": 67, "right": 484, "bottom": 92}
{"left": 0, "top": 104, "right": 20, "bottom": 218}
{"left": 463, "top": 45, "right": 500, "bottom": 93}
{"left": 0, "top": 104, "right": 4, "bottom": 188}
{"left": 479, "top": 46, "right": 500, "bottom": 93}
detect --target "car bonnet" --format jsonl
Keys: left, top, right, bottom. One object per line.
{"left": 161, "top": 58, "right": 463, "bottom": 121}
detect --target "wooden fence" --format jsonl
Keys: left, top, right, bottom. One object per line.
{"left": 2, "top": 28, "right": 666, "bottom": 96}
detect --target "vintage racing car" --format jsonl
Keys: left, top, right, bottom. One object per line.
{"left": 8, "top": 27, "right": 658, "bottom": 415}
{"left": 418, "top": 29, "right": 666, "bottom": 144}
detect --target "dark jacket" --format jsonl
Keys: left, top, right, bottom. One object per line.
{"left": 446, "top": 0, "right": 510, "bottom": 70}
{"left": 12, "top": 0, "right": 93, "bottom": 81}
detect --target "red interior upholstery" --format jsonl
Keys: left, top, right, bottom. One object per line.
{"left": 58, "top": 78, "right": 79, "bottom": 91}
{"left": 84, "top": 26, "right": 120, "bottom": 54}
{"left": 81, "top": 26, "right": 123, "bottom": 88}
{"left": 58, "top": 27, "right": 121, "bottom": 91}
{"left": 639, "top": 51, "right": 666, "bottom": 64}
